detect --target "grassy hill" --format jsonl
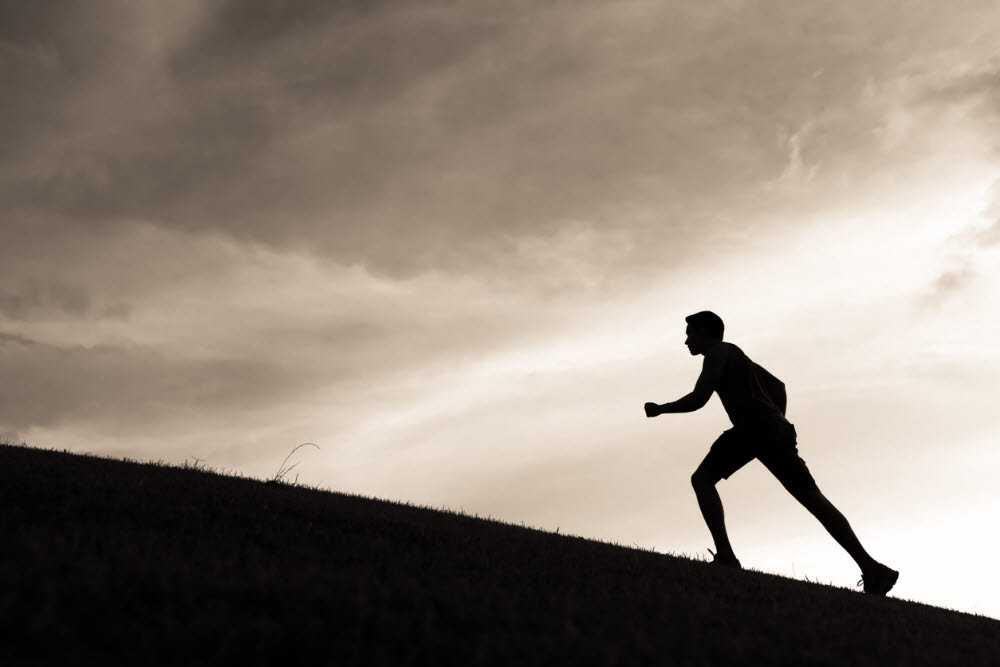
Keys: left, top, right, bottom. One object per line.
{"left": 2, "top": 442, "right": 996, "bottom": 666}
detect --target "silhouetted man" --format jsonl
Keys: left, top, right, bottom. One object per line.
{"left": 644, "top": 311, "right": 899, "bottom": 596}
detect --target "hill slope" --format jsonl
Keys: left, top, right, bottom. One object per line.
{"left": 1, "top": 442, "right": 996, "bottom": 666}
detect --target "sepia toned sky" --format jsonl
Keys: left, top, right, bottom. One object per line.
{"left": 3, "top": 1, "right": 1000, "bottom": 617}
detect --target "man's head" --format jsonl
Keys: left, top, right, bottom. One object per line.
{"left": 684, "top": 311, "right": 724, "bottom": 356}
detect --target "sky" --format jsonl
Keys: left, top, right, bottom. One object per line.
{"left": 2, "top": 0, "right": 1000, "bottom": 618}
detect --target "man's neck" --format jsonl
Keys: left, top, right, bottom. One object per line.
{"left": 703, "top": 340, "right": 724, "bottom": 354}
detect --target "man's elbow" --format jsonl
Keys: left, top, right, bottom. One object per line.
{"left": 689, "top": 392, "right": 711, "bottom": 411}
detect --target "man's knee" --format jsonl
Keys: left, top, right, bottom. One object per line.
{"left": 691, "top": 467, "right": 719, "bottom": 491}
{"left": 790, "top": 483, "right": 829, "bottom": 514}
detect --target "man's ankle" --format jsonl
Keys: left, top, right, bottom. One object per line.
{"left": 861, "top": 557, "right": 881, "bottom": 572}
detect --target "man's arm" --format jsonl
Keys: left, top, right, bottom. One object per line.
{"left": 645, "top": 347, "right": 726, "bottom": 417}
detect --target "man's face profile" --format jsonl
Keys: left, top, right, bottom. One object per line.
{"left": 684, "top": 324, "right": 710, "bottom": 356}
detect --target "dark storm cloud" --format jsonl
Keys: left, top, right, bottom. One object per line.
{"left": 0, "top": 274, "right": 130, "bottom": 322}
{"left": 0, "top": 278, "right": 91, "bottom": 319}
{"left": 5, "top": 0, "right": 985, "bottom": 279}
{"left": 0, "top": 216, "right": 133, "bottom": 322}
{"left": 0, "top": 331, "right": 38, "bottom": 347}
{"left": 0, "top": 0, "right": 113, "bottom": 155}
{"left": 0, "top": 331, "right": 331, "bottom": 434}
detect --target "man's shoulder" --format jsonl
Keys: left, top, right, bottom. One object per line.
{"left": 707, "top": 341, "right": 742, "bottom": 360}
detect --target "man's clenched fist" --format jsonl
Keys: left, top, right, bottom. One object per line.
{"left": 644, "top": 402, "right": 660, "bottom": 418}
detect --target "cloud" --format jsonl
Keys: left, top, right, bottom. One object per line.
{"left": 917, "top": 172, "right": 1000, "bottom": 305}
{"left": 979, "top": 178, "right": 1000, "bottom": 245}
{"left": 0, "top": 331, "right": 39, "bottom": 347}
{"left": 6, "top": 0, "right": 993, "bottom": 281}
{"left": 918, "top": 61, "right": 1000, "bottom": 111}
{"left": 0, "top": 279, "right": 89, "bottom": 319}
{"left": 0, "top": 278, "right": 131, "bottom": 321}
{"left": 0, "top": 220, "right": 644, "bottom": 453}
{"left": 876, "top": 56, "right": 1000, "bottom": 304}
{"left": 0, "top": 330, "right": 328, "bottom": 435}
{"left": 2, "top": 0, "right": 996, "bottom": 470}
{"left": 924, "top": 265, "right": 978, "bottom": 306}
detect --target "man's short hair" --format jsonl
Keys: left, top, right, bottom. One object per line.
{"left": 685, "top": 311, "right": 724, "bottom": 340}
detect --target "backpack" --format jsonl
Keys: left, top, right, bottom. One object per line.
{"left": 750, "top": 361, "right": 787, "bottom": 416}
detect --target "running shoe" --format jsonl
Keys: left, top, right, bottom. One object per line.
{"left": 707, "top": 548, "right": 743, "bottom": 570}
{"left": 858, "top": 562, "right": 899, "bottom": 595}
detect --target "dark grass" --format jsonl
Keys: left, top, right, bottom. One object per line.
{"left": 2, "top": 442, "right": 997, "bottom": 666}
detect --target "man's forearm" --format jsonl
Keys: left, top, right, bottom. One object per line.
{"left": 658, "top": 393, "right": 703, "bottom": 414}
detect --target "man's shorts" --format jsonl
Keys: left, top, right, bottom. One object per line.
{"left": 696, "top": 421, "right": 819, "bottom": 497}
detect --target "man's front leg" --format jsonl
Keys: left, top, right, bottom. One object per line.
{"left": 691, "top": 470, "right": 738, "bottom": 563}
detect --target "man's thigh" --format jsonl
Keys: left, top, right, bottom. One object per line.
{"left": 696, "top": 428, "right": 756, "bottom": 483}
{"left": 755, "top": 423, "right": 821, "bottom": 498}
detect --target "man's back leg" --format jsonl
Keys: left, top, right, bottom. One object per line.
{"left": 789, "top": 483, "right": 877, "bottom": 570}
{"left": 765, "top": 456, "right": 898, "bottom": 594}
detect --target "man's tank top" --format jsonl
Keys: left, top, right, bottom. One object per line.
{"left": 709, "top": 342, "right": 788, "bottom": 429}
